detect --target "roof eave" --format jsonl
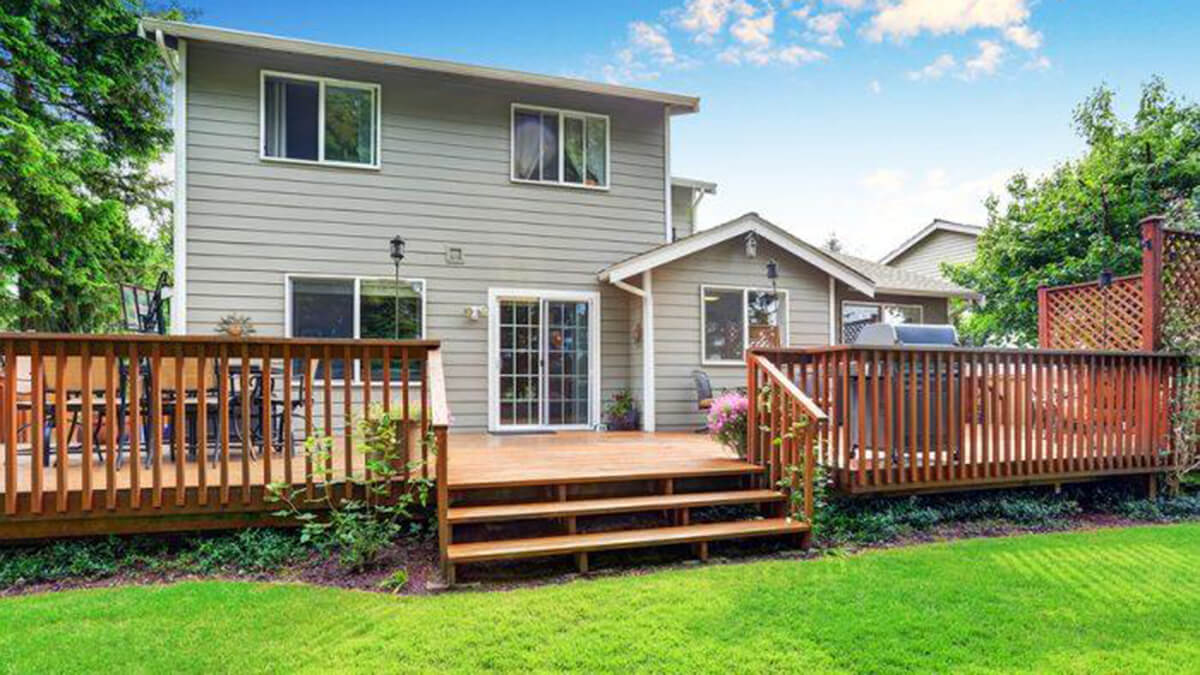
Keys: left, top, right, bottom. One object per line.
{"left": 139, "top": 18, "right": 701, "bottom": 114}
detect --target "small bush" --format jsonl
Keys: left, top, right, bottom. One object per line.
{"left": 377, "top": 568, "right": 409, "bottom": 593}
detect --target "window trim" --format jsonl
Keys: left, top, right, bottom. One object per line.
{"left": 509, "top": 103, "right": 611, "bottom": 191}
{"left": 260, "top": 70, "right": 382, "bottom": 170}
{"left": 699, "top": 285, "right": 790, "bottom": 366}
{"left": 283, "top": 273, "right": 427, "bottom": 384}
{"left": 840, "top": 300, "right": 924, "bottom": 343}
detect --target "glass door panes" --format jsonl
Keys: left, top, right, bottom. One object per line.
{"left": 498, "top": 300, "right": 541, "bottom": 426}
{"left": 545, "top": 301, "right": 589, "bottom": 426}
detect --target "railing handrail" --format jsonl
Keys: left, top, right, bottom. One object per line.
{"left": 751, "top": 354, "right": 828, "bottom": 421}
{"left": 0, "top": 332, "right": 440, "bottom": 349}
{"left": 752, "top": 344, "right": 1186, "bottom": 360}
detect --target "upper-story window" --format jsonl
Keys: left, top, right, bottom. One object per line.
{"left": 511, "top": 104, "right": 609, "bottom": 189}
{"left": 261, "top": 71, "right": 381, "bottom": 169}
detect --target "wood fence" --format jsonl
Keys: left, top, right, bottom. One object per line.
{"left": 0, "top": 334, "right": 448, "bottom": 539}
{"left": 1040, "top": 216, "right": 1200, "bottom": 351}
{"left": 756, "top": 346, "right": 1186, "bottom": 494}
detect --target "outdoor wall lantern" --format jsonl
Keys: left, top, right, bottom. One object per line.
{"left": 390, "top": 235, "right": 406, "bottom": 339}
{"left": 766, "top": 259, "right": 779, "bottom": 294}
{"left": 1098, "top": 269, "right": 1114, "bottom": 288}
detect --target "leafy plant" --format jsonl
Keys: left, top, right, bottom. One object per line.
{"left": 377, "top": 568, "right": 409, "bottom": 593}
{"left": 267, "top": 404, "right": 435, "bottom": 571}
{"left": 603, "top": 389, "right": 639, "bottom": 431}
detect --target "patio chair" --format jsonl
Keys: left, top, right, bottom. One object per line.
{"left": 692, "top": 369, "right": 713, "bottom": 433}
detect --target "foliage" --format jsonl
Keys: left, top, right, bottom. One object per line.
{"left": 4, "top": 526, "right": 1200, "bottom": 672}
{"left": 1117, "top": 494, "right": 1200, "bottom": 521}
{"left": 268, "top": 404, "right": 435, "bottom": 571}
{"left": 946, "top": 77, "right": 1200, "bottom": 345}
{"left": 0, "top": 529, "right": 308, "bottom": 588}
{"left": 1162, "top": 313, "right": 1200, "bottom": 487}
{"left": 705, "top": 390, "right": 748, "bottom": 457}
{"left": 376, "top": 568, "right": 409, "bottom": 594}
{"left": 603, "top": 389, "right": 638, "bottom": 431}
{"left": 0, "top": 0, "right": 182, "bottom": 332}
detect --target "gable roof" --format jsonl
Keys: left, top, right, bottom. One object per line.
{"left": 139, "top": 19, "right": 699, "bottom": 114}
{"left": 598, "top": 213, "right": 978, "bottom": 299}
{"left": 879, "top": 218, "right": 983, "bottom": 265}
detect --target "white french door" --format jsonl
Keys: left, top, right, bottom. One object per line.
{"left": 488, "top": 289, "right": 600, "bottom": 431}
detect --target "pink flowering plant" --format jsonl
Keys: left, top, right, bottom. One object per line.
{"left": 706, "top": 391, "right": 749, "bottom": 458}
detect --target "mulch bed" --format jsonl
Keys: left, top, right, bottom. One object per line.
{"left": 1, "top": 513, "right": 1194, "bottom": 599}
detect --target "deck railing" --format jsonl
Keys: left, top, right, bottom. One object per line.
{"left": 0, "top": 333, "right": 448, "bottom": 539}
{"left": 747, "top": 352, "right": 827, "bottom": 527}
{"left": 756, "top": 346, "right": 1187, "bottom": 494}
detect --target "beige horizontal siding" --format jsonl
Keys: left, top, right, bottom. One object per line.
{"left": 889, "top": 230, "right": 978, "bottom": 280}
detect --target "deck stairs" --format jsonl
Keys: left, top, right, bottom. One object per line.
{"left": 442, "top": 454, "right": 810, "bottom": 583}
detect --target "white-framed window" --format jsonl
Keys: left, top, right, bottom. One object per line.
{"left": 261, "top": 70, "right": 381, "bottom": 169}
{"left": 285, "top": 275, "right": 426, "bottom": 381}
{"left": 841, "top": 301, "right": 923, "bottom": 343}
{"left": 511, "top": 104, "right": 609, "bottom": 190}
{"left": 701, "top": 285, "right": 789, "bottom": 365}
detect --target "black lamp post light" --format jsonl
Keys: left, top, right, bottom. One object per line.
{"left": 766, "top": 259, "right": 779, "bottom": 294}
{"left": 390, "top": 235, "right": 406, "bottom": 339}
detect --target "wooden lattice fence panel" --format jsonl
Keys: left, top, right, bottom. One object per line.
{"left": 1161, "top": 227, "right": 1200, "bottom": 348}
{"left": 1040, "top": 275, "right": 1144, "bottom": 351}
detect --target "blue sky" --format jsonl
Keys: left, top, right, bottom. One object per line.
{"left": 182, "top": 1, "right": 1200, "bottom": 257}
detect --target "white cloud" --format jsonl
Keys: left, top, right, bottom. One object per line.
{"left": 731, "top": 10, "right": 776, "bottom": 46}
{"left": 907, "top": 53, "right": 956, "bottom": 81}
{"left": 868, "top": 79, "right": 882, "bottom": 94}
{"left": 962, "top": 39, "right": 1005, "bottom": 80}
{"left": 1024, "top": 54, "right": 1051, "bottom": 71}
{"left": 718, "top": 43, "right": 826, "bottom": 66}
{"left": 824, "top": 0, "right": 868, "bottom": 9}
{"left": 865, "top": 0, "right": 1031, "bottom": 42}
{"left": 862, "top": 168, "right": 908, "bottom": 194}
{"left": 778, "top": 44, "right": 827, "bottom": 64}
{"left": 806, "top": 11, "right": 847, "bottom": 47}
{"left": 601, "top": 48, "right": 661, "bottom": 84}
{"left": 629, "top": 21, "right": 676, "bottom": 64}
{"left": 678, "top": 0, "right": 755, "bottom": 43}
{"left": 1002, "top": 23, "right": 1042, "bottom": 50}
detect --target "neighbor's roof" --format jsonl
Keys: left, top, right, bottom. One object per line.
{"left": 670, "top": 176, "right": 718, "bottom": 194}
{"left": 598, "top": 213, "right": 978, "bottom": 300}
{"left": 139, "top": 18, "right": 700, "bottom": 114}
{"left": 879, "top": 218, "right": 983, "bottom": 265}
{"left": 825, "top": 249, "right": 980, "bottom": 300}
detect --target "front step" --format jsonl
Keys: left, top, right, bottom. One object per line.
{"left": 446, "top": 517, "right": 808, "bottom": 564}
{"left": 448, "top": 489, "right": 786, "bottom": 524}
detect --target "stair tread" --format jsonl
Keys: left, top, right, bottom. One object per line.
{"left": 447, "top": 458, "right": 763, "bottom": 490}
{"left": 448, "top": 490, "right": 786, "bottom": 524}
{"left": 447, "top": 517, "right": 808, "bottom": 562}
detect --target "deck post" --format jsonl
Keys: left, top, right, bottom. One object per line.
{"left": 436, "top": 424, "right": 451, "bottom": 585}
{"left": 1141, "top": 215, "right": 1166, "bottom": 352}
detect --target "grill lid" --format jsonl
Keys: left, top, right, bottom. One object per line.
{"left": 854, "top": 323, "right": 959, "bottom": 346}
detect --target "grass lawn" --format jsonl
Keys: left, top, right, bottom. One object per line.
{"left": 2, "top": 524, "right": 1198, "bottom": 673}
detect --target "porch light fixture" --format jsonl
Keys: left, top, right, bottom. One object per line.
{"left": 1098, "top": 269, "right": 1113, "bottom": 288}
{"left": 390, "top": 235, "right": 406, "bottom": 339}
{"left": 766, "top": 259, "right": 779, "bottom": 293}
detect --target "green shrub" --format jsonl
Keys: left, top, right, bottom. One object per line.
{"left": 377, "top": 568, "right": 409, "bottom": 593}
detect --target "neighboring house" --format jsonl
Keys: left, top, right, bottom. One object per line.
{"left": 880, "top": 219, "right": 983, "bottom": 281}
{"left": 144, "top": 18, "right": 973, "bottom": 433}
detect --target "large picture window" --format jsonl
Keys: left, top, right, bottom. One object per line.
{"left": 701, "top": 286, "right": 789, "bottom": 364}
{"left": 262, "top": 71, "right": 380, "bottom": 168}
{"left": 288, "top": 276, "right": 424, "bottom": 380}
{"left": 841, "top": 301, "right": 923, "bottom": 343}
{"left": 512, "top": 104, "right": 609, "bottom": 189}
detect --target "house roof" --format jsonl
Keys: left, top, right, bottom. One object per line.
{"left": 598, "top": 213, "right": 979, "bottom": 300}
{"left": 139, "top": 18, "right": 700, "bottom": 114}
{"left": 670, "top": 176, "right": 717, "bottom": 194}
{"left": 879, "top": 218, "right": 983, "bottom": 265}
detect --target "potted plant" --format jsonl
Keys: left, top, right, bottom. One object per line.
{"left": 604, "top": 389, "right": 639, "bottom": 431}
{"left": 706, "top": 391, "right": 749, "bottom": 458}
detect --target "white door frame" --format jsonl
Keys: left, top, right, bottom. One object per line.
{"left": 487, "top": 287, "right": 602, "bottom": 432}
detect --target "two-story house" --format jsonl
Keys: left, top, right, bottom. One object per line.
{"left": 143, "top": 19, "right": 976, "bottom": 434}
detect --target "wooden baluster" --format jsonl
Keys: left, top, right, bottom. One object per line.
{"left": 174, "top": 345, "right": 186, "bottom": 507}
{"left": 401, "top": 347, "right": 410, "bottom": 482}
{"left": 282, "top": 344, "right": 292, "bottom": 487}
{"left": 30, "top": 341, "right": 44, "bottom": 514}
{"left": 304, "top": 346, "right": 315, "bottom": 499}
{"left": 150, "top": 343, "right": 163, "bottom": 508}
{"left": 421, "top": 351, "right": 430, "bottom": 479}
{"left": 261, "top": 344, "right": 272, "bottom": 487}
{"left": 323, "top": 345, "right": 333, "bottom": 484}
{"left": 81, "top": 344, "right": 94, "bottom": 512}
{"left": 219, "top": 344, "right": 231, "bottom": 505}
{"left": 54, "top": 343, "right": 67, "bottom": 513}
{"left": 841, "top": 351, "right": 851, "bottom": 486}
{"left": 343, "top": 344, "right": 353, "bottom": 488}
{"left": 934, "top": 351, "right": 945, "bottom": 483}
{"left": 381, "top": 345, "right": 393, "bottom": 497}
{"left": 104, "top": 344, "right": 117, "bottom": 510}
{"left": 362, "top": 346, "right": 372, "bottom": 491}
{"left": 870, "top": 350, "right": 882, "bottom": 487}
{"left": 240, "top": 342, "right": 251, "bottom": 505}
{"left": 4, "top": 340, "right": 16, "bottom": 515}
{"left": 197, "top": 350, "right": 208, "bottom": 506}
{"left": 128, "top": 344, "right": 141, "bottom": 509}
{"left": 883, "top": 351, "right": 894, "bottom": 485}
